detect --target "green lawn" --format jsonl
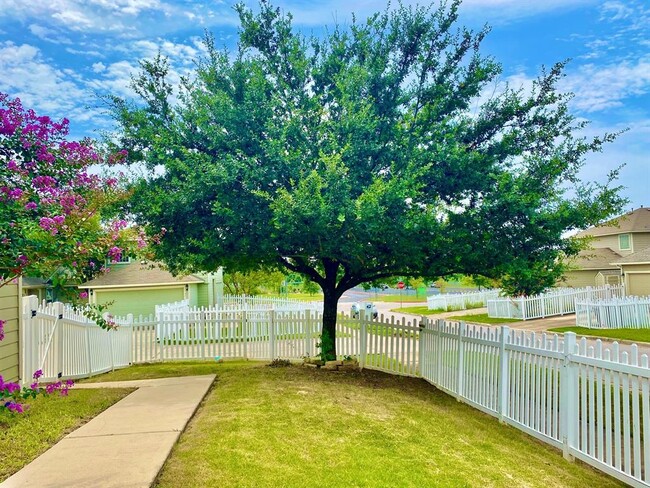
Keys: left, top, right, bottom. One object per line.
{"left": 390, "top": 305, "right": 443, "bottom": 315}
{"left": 261, "top": 293, "right": 323, "bottom": 301}
{"left": 548, "top": 326, "right": 650, "bottom": 343}
{"left": 80, "top": 361, "right": 623, "bottom": 488}
{"left": 0, "top": 387, "right": 133, "bottom": 482}
{"left": 81, "top": 361, "right": 223, "bottom": 382}
{"left": 374, "top": 294, "right": 427, "bottom": 303}
{"left": 445, "top": 313, "right": 523, "bottom": 325}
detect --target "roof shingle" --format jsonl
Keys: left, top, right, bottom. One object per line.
{"left": 80, "top": 262, "right": 204, "bottom": 288}
{"left": 576, "top": 207, "right": 650, "bottom": 237}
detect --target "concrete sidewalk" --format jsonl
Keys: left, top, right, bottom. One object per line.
{"left": 2, "top": 375, "right": 215, "bottom": 488}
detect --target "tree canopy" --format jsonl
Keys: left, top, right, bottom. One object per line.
{"left": 108, "top": 0, "right": 623, "bottom": 359}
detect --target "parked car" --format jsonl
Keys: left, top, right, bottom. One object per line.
{"left": 351, "top": 302, "right": 378, "bottom": 319}
{"left": 379, "top": 284, "right": 389, "bottom": 290}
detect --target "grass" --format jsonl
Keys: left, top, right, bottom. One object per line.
{"left": 390, "top": 305, "right": 443, "bottom": 315}
{"left": 548, "top": 326, "right": 650, "bottom": 343}
{"left": 80, "top": 361, "right": 223, "bottom": 382}
{"left": 374, "top": 294, "right": 427, "bottom": 303}
{"left": 80, "top": 361, "right": 622, "bottom": 488}
{"left": 0, "top": 387, "right": 133, "bottom": 482}
{"left": 390, "top": 305, "right": 487, "bottom": 315}
{"left": 260, "top": 293, "right": 323, "bottom": 301}
{"left": 446, "top": 313, "right": 523, "bottom": 325}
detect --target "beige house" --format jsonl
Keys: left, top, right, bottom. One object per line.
{"left": 612, "top": 247, "right": 650, "bottom": 296}
{"left": 563, "top": 207, "right": 650, "bottom": 293}
{"left": 0, "top": 278, "right": 21, "bottom": 382}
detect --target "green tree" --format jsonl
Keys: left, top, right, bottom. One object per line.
{"left": 224, "top": 269, "right": 285, "bottom": 295}
{"left": 301, "top": 279, "right": 321, "bottom": 296}
{"left": 108, "top": 1, "right": 623, "bottom": 359}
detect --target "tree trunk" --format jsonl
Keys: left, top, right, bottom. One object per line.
{"left": 320, "top": 286, "right": 339, "bottom": 361}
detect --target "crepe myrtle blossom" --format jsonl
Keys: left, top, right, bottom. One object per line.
{"left": 1, "top": 92, "right": 134, "bottom": 285}
{"left": 0, "top": 368, "right": 74, "bottom": 414}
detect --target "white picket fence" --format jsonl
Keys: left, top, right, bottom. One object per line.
{"left": 576, "top": 296, "right": 650, "bottom": 329}
{"left": 21, "top": 296, "right": 132, "bottom": 383}
{"left": 426, "top": 289, "right": 500, "bottom": 311}
{"left": 221, "top": 294, "right": 323, "bottom": 312}
{"left": 487, "top": 285, "right": 625, "bottom": 320}
{"left": 420, "top": 320, "right": 650, "bottom": 487}
{"left": 154, "top": 299, "right": 190, "bottom": 315}
{"left": 21, "top": 295, "right": 650, "bottom": 487}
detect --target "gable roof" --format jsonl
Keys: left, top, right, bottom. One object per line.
{"left": 576, "top": 207, "right": 650, "bottom": 237}
{"left": 569, "top": 247, "right": 622, "bottom": 270}
{"left": 79, "top": 262, "right": 204, "bottom": 289}
{"left": 612, "top": 246, "right": 650, "bottom": 266}
{"left": 22, "top": 277, "right": 48, "bottom": 288}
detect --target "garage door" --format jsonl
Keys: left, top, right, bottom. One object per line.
{"left": 628, "top": 274, "right": 650, "bottom": 297}
{"left": 97, "top": 287, "right": 185, "bottom": 317}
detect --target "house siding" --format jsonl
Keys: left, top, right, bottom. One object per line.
{"left": 632, "top": 232, "right": 650, "bottom": 253}
{"left": 196, "top": 282, "right": 209, "bottom": 307}
{"left": 560, "top": 270, "right": 599, "bottom": 288}
{"left": 0, "top": 279, "right": 21, "bottom": 382}
{"left": 96, "top": 286, "right": 185, "bottom": 318}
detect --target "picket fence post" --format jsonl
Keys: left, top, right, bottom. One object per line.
{"left": 456, "top": 321, "right": 465, "bottom": 399}
{"left": 360, "top": 318, "right": 367, "bottom": 369}
{"left": 126, "top": 314, "right": 133, "bottom": 366}
{"left": 242, "top": 310, "right": 248, "bottom": 359}
{"left": 55, "top": 302, "right": 64, "bottom": 378}
{"left": 418, "top": 316, "right": 427, "bottom": 377}
{"left": 22, "top": 295, "right": 39, "bottom": 384}
{"left": 435, "top": 319, "right": 444, "bottom": 383}
{"left": 269, "top": 309, "right": 276, "bottom": 359}
{"left": 498, "top": 326, "right": 510, "bottom": 421}
{"left": 85, "top": 322, "right": 92, "bottom": 376}
{"left": 560, "top": 332, "right": 578, "bottom": 460}
{"left": 305, "top": 310, "right": 311, "bottom": 358}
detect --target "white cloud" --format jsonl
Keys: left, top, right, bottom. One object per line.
{"left": 66, "top": 47, "right": 105, "bottom": 58}
{"left": 0, "top": 41, "right": 106, "bottom": 129}
{"left": 562, "top": 58, "right": 650, "bottom": 112}
{"left": 28, "top": 24, "right": 71, "bottom": 44}
{"left": 92, "top": 61, "right": 106, "bottom": 73}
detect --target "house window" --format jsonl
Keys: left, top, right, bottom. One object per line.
{"left": 619, "top": 234, "right": 631, "bottom": 251}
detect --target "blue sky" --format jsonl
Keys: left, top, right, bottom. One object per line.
{"left": 0, "top": 0, "right": 648, "bottom": 210}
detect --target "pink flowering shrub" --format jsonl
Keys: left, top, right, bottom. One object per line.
{"left": 1, "top": 369, "right": 74, "bottom": 415}
{"left": 0, "top": 93, "right": 137, "bottom": 414}
{"left": 0, "top": 92, "right": 133, "bottom": 289}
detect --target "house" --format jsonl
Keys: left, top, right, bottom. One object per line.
{"left": 79, "top": 261, "right": 223, "bottom": 317}
{"left": 612, "top": 247, "right": 650, "bottom": 296}
{"left": 21, "top": 277, "right": 49, "bottom": 302}
{"left": 0, "top": 278, "right": 21, "bottom": 382}
{"left": 562, "top": 207, "right": 650, "bottom": 294}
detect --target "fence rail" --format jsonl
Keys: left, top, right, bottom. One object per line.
{"left": 21, "top": 294, "right": 650, "bottom": 487}
{"left": 426, "top": 289, "right": 500, "bottom": 311}
{"left": 487, "top": 285, "right": 625, "bottom": 320}
{"left": 576, "top": 296, "right": 650, "bottom": 329}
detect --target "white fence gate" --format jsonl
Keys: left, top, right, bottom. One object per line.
{"left": 21, "top": 296, "right": 131, "bottom": 383}
{"left": 487, "top": 285, "right": 625, "bottom": 320}
{"left": 576, "top": 296, "right": 650, "bottom": 328}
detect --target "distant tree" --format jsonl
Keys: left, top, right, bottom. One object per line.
{"left": 224, "top": 269, "right": 285, "bottom": 295}
{"left": 108, "top": 1, "right": 623, "bottom": 359}
{"left": 301, "top": 279, "right": 321, "bottom": 296}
